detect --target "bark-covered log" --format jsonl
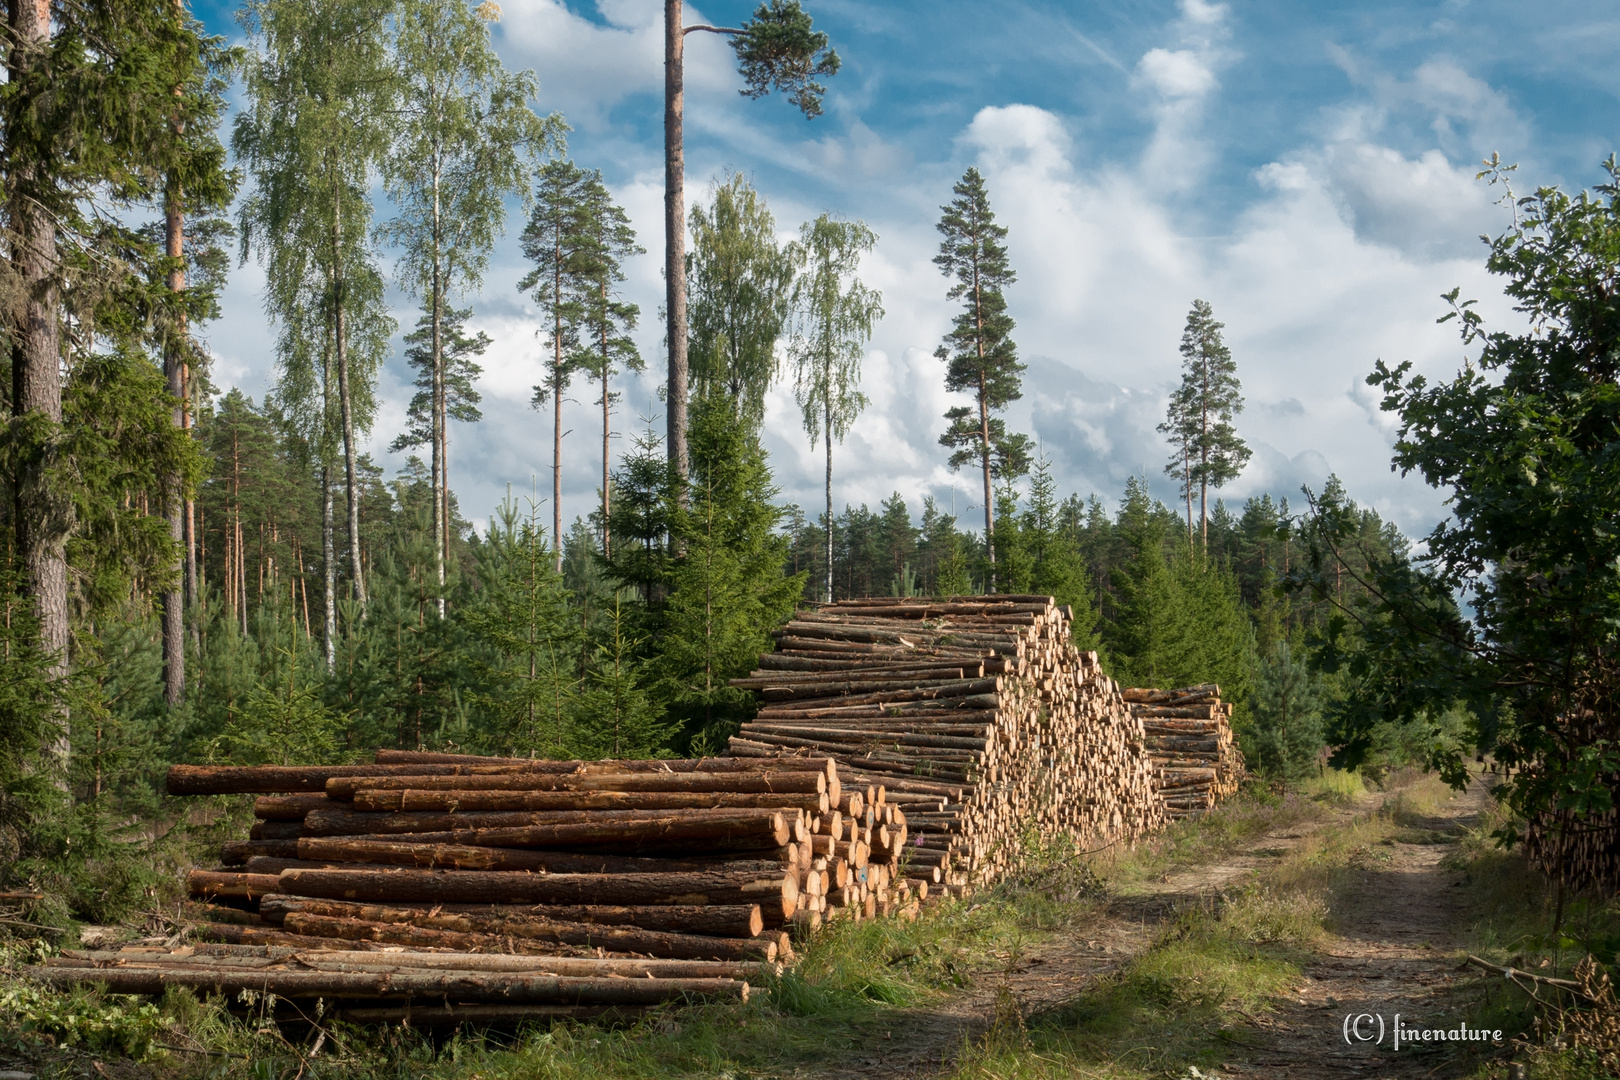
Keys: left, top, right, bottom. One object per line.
{"left": 278, "top": 867, "right": 798, "bottom": 916}
{"left": 349, "top": 788, "right": 826, "bottom": 814}
{"left": 260, "top": 896, "right": 764, "bottom": 937}
{"left": 279, "top": 911, "right": 777, "bottom": 962}
{"left": 295, "top": 837, "right": 794, "bottom": 874}
{"left": 27, "top": 963, "right": 751, "bottom": 1003}
{"left": 187, "top": 871, "right": 282, "bottom": 900}
{"left": 221, "top": 840, "right": 299, "bottom": 864}
{"left": 327, "top": 770, "right": 825, "bottom": 800}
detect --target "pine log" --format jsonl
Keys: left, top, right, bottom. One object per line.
{"left": 327, "top": 770, "right": 824, "bottom": 800}
{"left": 304, "top": 805, "right": 792, "bottom": 838}
{"left": 254, "top": 794, "right": 332, "bottom": 820}
{"left": 277, "top": 867, "right": 798, "bottom": 915}
{"left": 56, "top": 947, "right": 766, "bottom": 981}
{"left": 280, "top": 912, "right": 778, "bottom": 962}
{"left": 349, "top": 788, "right": 826, "bottom": 814}
{"left": 373, "top": 750, "right": 834, "bottom": 779}
{"left": 260, "top": 896, "right": 763, "bottom": 937}
{"left": 27, "top": 964, "right": 750, "bottom": 1003}
{"left": 295, "top": 837, "right": 796, "bottom": 874}
{"left": 187, "top": 871, "right": 282, "bottom": 900}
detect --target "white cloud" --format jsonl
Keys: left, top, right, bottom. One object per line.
{"left": 1138, "top": 48, "right": 1217, "bottom": 100}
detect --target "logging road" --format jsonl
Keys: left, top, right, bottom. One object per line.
{"left": 830, "top": 776, "right": 1496, "bottom": 1079}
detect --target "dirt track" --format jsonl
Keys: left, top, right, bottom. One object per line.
{"left": 836, "top": 778, "right": 1496, "bottom": 1079}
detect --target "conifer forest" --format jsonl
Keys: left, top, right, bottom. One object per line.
{"left": 4, "top": 1, "right": 1620, "bottom": 1077}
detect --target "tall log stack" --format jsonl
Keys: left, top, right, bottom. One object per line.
{"left": 1124, "top": 684, "right": 1245, "bottom": 818}
{"left": 728, "top": 597, "right": 1165, "bottom": 889}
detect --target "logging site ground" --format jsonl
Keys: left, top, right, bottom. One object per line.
{"left": 2, "top": 767, "right": 1608, "bottom": 1080}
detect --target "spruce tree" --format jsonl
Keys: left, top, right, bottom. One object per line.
{"left": 462, "top": 498, "right": 580, "bottom": 757}
{"left": 1165, "top": 300, "right": 1251, "bottom": 550}
{"left": 520, "top": 159, "right": 594, "bottom": 570}
{"left": 576, "top": 597, "right": 669, "bottom": 759}
{"left": 1104, "top": 478, "right": 1189, "bottom": 687}
{"left": 789, "top": 213, "right": 882, "bottom": 600}
{"left": 1022, "top": 455, "right": 1101, "bottom": 650}
{"left": 1249, "top": 641, "right": 1323, "bottom": 778}
{"left": 934, "top": 167, "right": 1030, "bottom": 588}
{"left": 688, "top": 174, "right": 796, "bottom": 428}
{"left": 656, "top": 398, "right": 804, "bottom": 746}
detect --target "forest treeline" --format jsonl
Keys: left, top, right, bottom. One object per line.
{"left": 4, "top": 0, "right": 1620, "bottom": 917}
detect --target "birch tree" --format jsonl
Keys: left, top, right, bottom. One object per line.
{"left": 380, "top": 0, "right": 562, "bottom": 613}
{"left": 235, "top": 0, "right": 396, "bottom": 663}
{"left": 789, "top": 214, "right": 881, "bottom": 603}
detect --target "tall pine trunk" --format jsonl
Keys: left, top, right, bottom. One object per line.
{"left": 663, "top": 0, "right": 689, "bottom": 484}
{"left": 1199, "top": 368, "right": 1210, "bottom": 551}
{"left": 974, "top": 251, "right": 994, "bottom": 592}
{"left": 161, "top": 182, "right": 186, "bottom": 707}
{"left": 9, "top": 0, "right": 70, "bottom": 766}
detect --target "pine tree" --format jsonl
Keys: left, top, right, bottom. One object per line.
{"left": 519, "top": 160, "right": 594, "bottom": 571}
{"left": 569, "top": 173, "right": 644, "bottom": 559}
{"left": 390, "top": 303, "right": 488, "bottom": 615}
{"left": 688, "top": 174, "right": 796, "bottom": 428}
{"left": 661, "top": 0, "right": 839, "bottom": 484}
{"left": 1166, "top": 300, "right": 1251, "bottom": 550}
{"left": 381, "top": 0, "right": 558, "bottom": 609}
{"left": 789, "top": 213, "right": 882, "bottom": 601}
{"left": 934, "top": 167, "right": 1030, "bottom": 588}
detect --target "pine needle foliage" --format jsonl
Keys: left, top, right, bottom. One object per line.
{"left": 934, "top": 167, "right": 1030, "bottom": 583}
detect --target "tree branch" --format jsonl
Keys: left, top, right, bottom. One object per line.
{"left": 683, "top": 24, "right": 742, "bottom": 35}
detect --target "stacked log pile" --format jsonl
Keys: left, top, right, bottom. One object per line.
{"left": 1124, "top": 684, "right": 1245, "bottom": 818}
{"left": 728, "top": 597, "right": 1165, "bottom": 888}
{"left": 165, "top": 751, "right": 901, "bottom": 960}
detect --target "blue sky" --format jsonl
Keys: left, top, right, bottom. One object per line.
{"left": 191, "top": 0, "right": 1620, "bottom": 542}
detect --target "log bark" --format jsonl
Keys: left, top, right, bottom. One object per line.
{"left": 303, "top": 811, "right": 788, "bottom": 850}
{"left": 27, "top": 964, "right": 750, "bottom": 1003}
{"left": 187, "top": 871, "right": 282, "bottom": 900}
{"left": 260, "top": 896, "right": 763, "bottom": 937}
{"left": 279, "top": 912, "right": 777, "bottom": 963}
{"left": 221, "top": 840, "right": 299, "bottom": 864}
{"left": 327, "top": 770, "right": 824, "bottom": 800}
{"left": 254, "top": 794, "right": 331, "bottom": 820}
{"left": 349, "top": 788, "right": 825, "bottom": 814}
{"left": 278, "top": 867, "right": 798, "bottom": 916}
